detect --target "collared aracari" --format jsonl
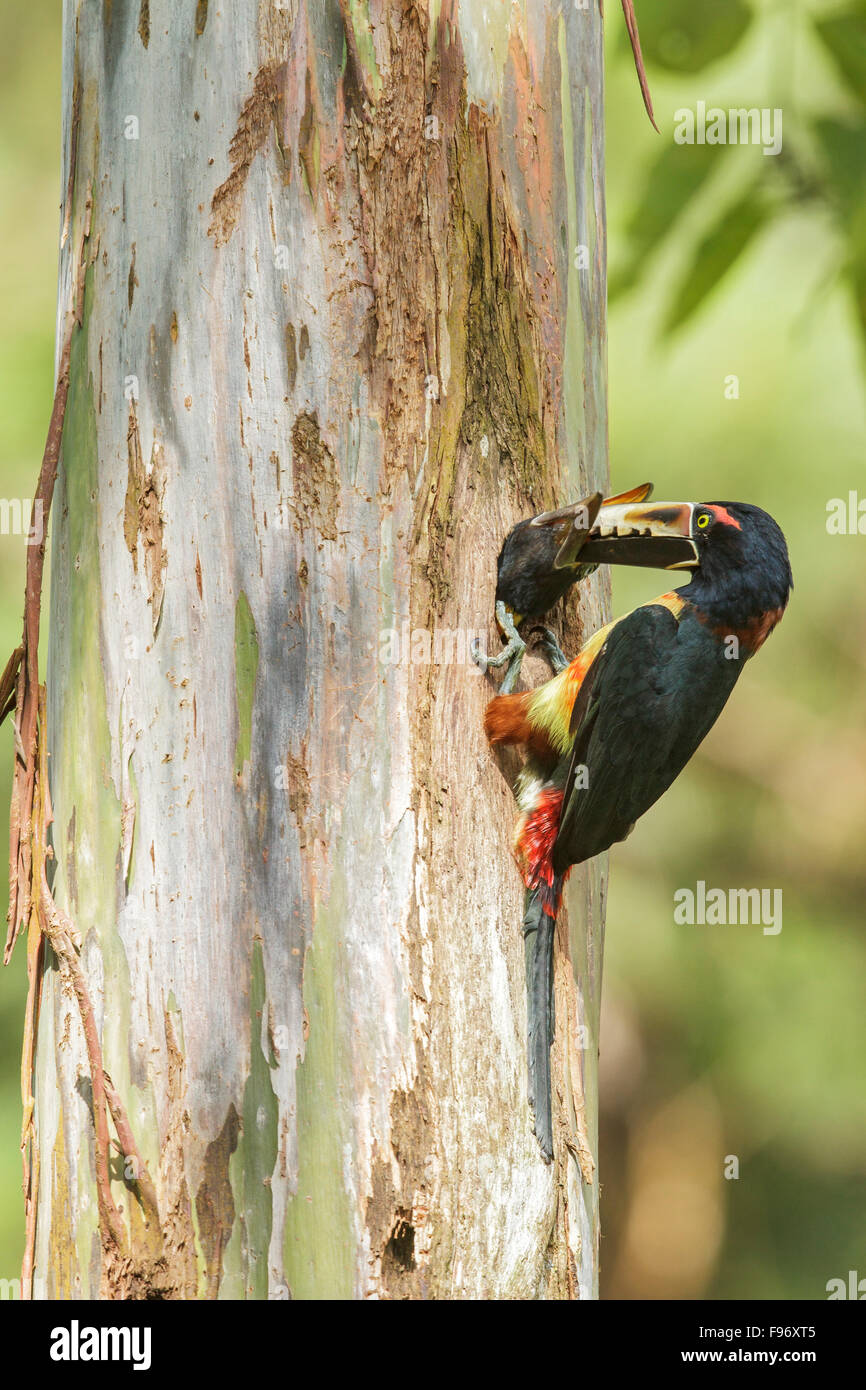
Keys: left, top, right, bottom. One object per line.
{"left": 484, "top": 499, "right": 793, "bottom": 1160}
{"left": 474, "top": 482, "right": 655, "bottom": 694}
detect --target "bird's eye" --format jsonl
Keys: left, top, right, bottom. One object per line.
{"left": 697, "top": 512, "right": 712, "bottom": 529}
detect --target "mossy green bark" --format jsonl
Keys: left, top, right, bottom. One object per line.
{"left": 239, "top": 941, "right": 279, "bottom": 1298}
{"left": 233, "top": 591, "right": 259, "bottom": 780}
{"left": 283, "top": 869, "right": 355, "bottom": 1300}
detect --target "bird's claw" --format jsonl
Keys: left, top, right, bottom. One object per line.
{"left": 471, "top": 638, "right": 489, "bottom": 673}
{"left": 474, "top": 634, "right": 526, "bottom": 693}
{"left": 529, "top": 626, "right": 569, "bottom": 674}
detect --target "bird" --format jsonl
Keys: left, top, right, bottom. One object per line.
{"left": 474, "top": 482, "right": 656, "bottom": 694}
{"left": 483, "top": 498, "right": 793, "bottom": 1160}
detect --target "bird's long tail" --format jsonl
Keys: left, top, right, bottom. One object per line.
{"left": 523, "top": 881, "right": 562, "bottom": 1162}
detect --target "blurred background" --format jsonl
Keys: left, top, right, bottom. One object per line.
{"left": 601, "top": 0, "right": 866, "bottom": 1299}
{"left": 0, "top": 0, "right": 863, "bottom": 1297}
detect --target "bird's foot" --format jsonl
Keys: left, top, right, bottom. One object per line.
{"left": 498, "top": 645, "right": 526, "bottom": 694}
{"left": 470, "top": 638, "right": 489, "bottom": 674}
{"left": 529, "top": 626, "right": 569, "bottom": 675}
{"left": 472, "top": 634, "right": 526, "bottom": 693}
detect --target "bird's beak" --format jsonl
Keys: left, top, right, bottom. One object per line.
{"left": 576, "top": 501, "right": 700, "bottom": 571}
{"left": 543, "top": 483, "right": 656, "bottom": 570}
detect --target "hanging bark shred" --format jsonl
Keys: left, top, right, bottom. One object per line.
{"left": 621, "top": 1, "right": 659, "bottom": 133}
{"left": 5, "top": 193, "right": 167, "bottom": 1297}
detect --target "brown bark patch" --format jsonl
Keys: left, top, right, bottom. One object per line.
{"left": 154, "top": 1010, "right": 199, "bottom": 1298}
{"left": 125, "top": 403, "right": 167, "bottom": 633}
{"left": 366, "top": 1086, "right": 433, "bottom": 1299}
{"left": 285, "top": 323, "right": 297, "bottom": 391}
{"left": 350, "top": 3, "right": 431, "bottom": 466}
{"left": 195, "top": 0, "right": 208, "bottom": 37}
{"left": 285, "top": 750, "right": 310, "bottom": 847}
{"left": 290, "top": 411, "right": 339, "bottom": 543}
{"left": 137, "top": 0, "right": 150, "bottom": 48}
{"left": 195, "top": 1104, "right": 241, "bottom": 1299}
{"left": 127, "top": 242, "right": 137, "bottom": 310}
{"left": 410, "top": 53, "right": 558, "bottom": 620}
{"left": 298, "top": 67, "right": 320, "bottom": 198}
{"left": 102, "top": 1012, "right": 200, "bottom": 1299}
{"left": 208, "top": 62, "right": 285, "bottom": 246}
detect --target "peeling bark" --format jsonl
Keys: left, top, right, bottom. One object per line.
{"left": 28, "top": 0, "right": 609, "bottom": 1299}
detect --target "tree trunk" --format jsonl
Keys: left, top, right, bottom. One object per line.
{"left": 28, "top": 0, "right": 608, "bottom": 1299}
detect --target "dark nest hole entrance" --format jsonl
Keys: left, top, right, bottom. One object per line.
{"left": 383, "top": 1213, "right": 416, "bottom": 1274}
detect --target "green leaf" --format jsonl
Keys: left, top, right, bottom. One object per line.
{"left": 813, "top": 117, "right": 866, "bottom": 217}
{"left": 849, "top": 256, "right": 866, "bottom": 350}
{"left": 634, "top": 0, "right": 752, "bottom": 74}
{"left": 663, "top": 190, "right": 767, "bottom": 334}
{"left": 812, "top": 117, "right": 866, "bottom": 358}
{"left": 610, "top": 141, "right": 718, "bottom": 301}
{"left": 814, "top": 8, "right": 866, "bottom": 108}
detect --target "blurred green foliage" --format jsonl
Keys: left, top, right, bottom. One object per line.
{"left": 616, "top": 0, "right": 866, "bottom": 351}
{"left": 0, "top": 0, "right": 863, "bottom": 1301}
{"left": 603, "top": 0, "right": 866, "bottom": 1298}
{"left": 638, "top": 0, "right": 753, "bottom": 75}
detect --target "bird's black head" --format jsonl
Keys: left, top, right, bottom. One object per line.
{"left": 494, "top": 484, "right": 655, "bottom": 623}
{"left": 578, "top": 496, "right": 793, "bottom": 636}
{"left": 681, "top": 501, "right": 793, "bottom": 627}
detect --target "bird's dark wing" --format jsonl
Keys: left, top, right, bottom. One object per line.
{"left": 553, "top": 604, "right": 741, "bottom": 872}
